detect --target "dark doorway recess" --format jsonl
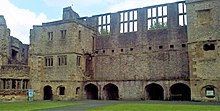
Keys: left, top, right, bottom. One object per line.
{"left": 103, "top": 84, "right": 119, "bottom": 100}
{"left": 145, "top": 83, "right": 164, "bottom": 100}
{"left": 170, "top": 83, "right": 191, "bottom": 101}
{"left": 85, "top": 83, "right": 98, "bottom": 100}
{"left": 44, "top": 85, "right": 53, "bottom": 100}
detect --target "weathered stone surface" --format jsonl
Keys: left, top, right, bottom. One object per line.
{"left": 0, "top": 0, "right": 219, "bottom": 102}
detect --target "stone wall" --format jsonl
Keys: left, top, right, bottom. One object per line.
{"left": 187, "top": 0, "right": 220, "bottom": 101}
{"left": 29, "top": 9, "right": 95, "bottom": 100}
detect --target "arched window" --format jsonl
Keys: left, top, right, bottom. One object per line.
{"left": 59, "top": 86, "right": 65, "bottom": 95}
{"left": 76, "top": 87, "right": 80, "bottom": 95}
{"left": 205, "top": 86, "right": 215, "bottom": 98}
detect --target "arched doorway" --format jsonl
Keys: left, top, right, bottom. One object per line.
{"left": 145, "top": 83, "right": 164, "bottom": 100}
{"left": 170, "top": 83, "right": 191, "bottom": 101}
{"left": 103, "top": 83, "right": 119, "bottom": 100}
{"left": 44, "top": 85, "right": 53, "bottom": 100}
{"left": 85, "top": 83, "right": 98, "bottom": 100}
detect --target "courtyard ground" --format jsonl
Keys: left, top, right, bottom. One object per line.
{"left": 0, "top": 100, "right": 220, "bottom": 111}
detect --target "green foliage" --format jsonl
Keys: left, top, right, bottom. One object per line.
{"left": 0, "top": 101, "right": 82, "bottom": 111}
{"left": 149, "top": 22, "right": 167, "bottom": 30}
{"left": 99, "top": 29, "right": 110, "bottom": 36}
{"left": 87, "top": 103, "right": 220, "bottom": 111}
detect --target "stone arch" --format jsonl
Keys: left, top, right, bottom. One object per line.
{"left": 84, "top": 83, "right": 98, "bottom": 100}
{"left": 103, "top": 83, "right": 119, "bottom": 100}
{"left": 44, "top": 85, "right": 53, "bottom": 100}
{"left": 57, "top": 85, "right": 65, "bottom": 95}
{"left": 201, "top": 85, "right": 216, "bottom": 99}
{"left": 145, "top": 83, "right": 164, "bottom": 100}
{"left": 170, "top": 83, "right": 191, "bottom": 101}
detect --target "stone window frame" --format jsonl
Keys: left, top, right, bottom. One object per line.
{"left": 58, "top": 86, "right": 65, "bottom": 95}
{"left": 203, "top": 43, "right": 215, "bottom": 51}
{"left": 78, "top": 30, "right": 81, "bottom": 42}
{"left": 1, "top": 79, "right": 29, "bottom": 90}
{"left": 120, "top": 9, "right": 138, "bottom": 33}
{"left": 147, "top": 4, "right": 168, "bottom": 30}
{"left": 48, "top": 32, "right": 53, "bottom": 41}
{"left": 205, "top": 85, "right": 215, "bottom": 98}
{"left": 58, "top": 55, "right": 67, "bottom": 66}
{"left": 97, "top": 14, "right": 111, "bottom": 35}
{"left": 76, "top": 55, "right": 81, "bottom": 66}
{"left": 178, "top": 1, "right": 187, "bottom": 26}
{"left": 45, "top": 56, "right": 54, "bottom": 67}
{"left": 60, "top": 30, "right": 67, "bottom": 39}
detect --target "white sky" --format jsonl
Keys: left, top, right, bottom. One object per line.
{"left": 0, "top": 0, "right": 183, "bottom": 44}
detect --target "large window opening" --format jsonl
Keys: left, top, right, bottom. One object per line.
{"left": 178, "top": 2, "right": 187, "bottom": 26}
{"left": 120, "top": 10, "right": 138, "bottom": 33}
{"left": 147, "top": 5, "right": 168, "bottom": 30}
{"left": 98, "top": 14, "right": 111, "bottom": 35}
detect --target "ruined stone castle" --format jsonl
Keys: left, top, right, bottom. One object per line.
{"left": 0, "top": 0, "right": 220, "bottom": 102}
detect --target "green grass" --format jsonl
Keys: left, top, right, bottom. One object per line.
{"left": 0, "top": 101, "right": 82, "bottom": 111}
{"left": 87, "top": 104, "right": 220, "bottom": 111}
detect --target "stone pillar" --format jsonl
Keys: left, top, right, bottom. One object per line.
{"left": 0, "top": 79, "right": 2, "bottom": 89}
{"left": 167, "top": 3, "right": 179, "bottom": 29}
{"left": 110, "top": 13, "right": 120, "bottom": 35}
{"left": 8, "top": 79, "right": 11, "bottom": 89}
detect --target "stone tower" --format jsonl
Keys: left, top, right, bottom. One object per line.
{"left": 187, "top": 0, "right": 220, "bottom": 101}
{"left": 0, "top": 15, "right": 10, "bottom": 65}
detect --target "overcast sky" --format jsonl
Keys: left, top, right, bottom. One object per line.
{"left": 0, "top": 0, "right": 182, "bottom": 44}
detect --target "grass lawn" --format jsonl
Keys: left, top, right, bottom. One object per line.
{"left": 0, "top": 101, "right": 82, "bottom": 111}
{"left": 87, "top": 103, "right": 220, "bottom": 111}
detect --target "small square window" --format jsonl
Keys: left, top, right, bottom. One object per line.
{"left": 159, "top": 46, "right": 163, "bottom": 49}
{"left": 103, "top": 50, "right": 105, "bottom": 53}
{"left": 121, "top": 49, "right": 124, "bottom": 52}
{"left": 149, "top": 47, "right": 152, "bottom": 50}
{"left": 170, "top": 45, "right": 174, "bottom": 48}
{"left": 182, "top": 44, "right": 186, "bottom": 48}
{"left": 130, "top": 48, "right": 133, "bottom": 51}
{"left": 112, "top": 50, "right": 114, "bottom": 53}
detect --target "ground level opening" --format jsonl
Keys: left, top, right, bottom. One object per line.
{"left": 103, "top": 83, "right": 119, "bottom": 100}
{"left": 145, "top": 83, "right": 164, "bottom": 100}
{"left": 85, "top": 83, "right": 98, "bottom": 100}
{"left": 170, "top": 83, "right": 191, "bottom": 101}
{"left": 44, "top": 85, "right": 53, "bottom": 100}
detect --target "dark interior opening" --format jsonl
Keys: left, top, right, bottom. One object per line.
{"left": 44, "top": 85, "right": 53, "bottom": 100}
{"left": 170, "top": 83, "right": 191, "bottom": 101}
{"left": 85, "top": 84, "right": 98, "bottom": 100}
{"left": 59, "top": 86, "right": 65, "bottom": 95}
{"left": 203, "top": 44, "right": 215, "bottom": 51}
{"left": 103, "top": 84, "right": 119, "bottom": 100}
{"left": 12, "top": 49, "right": 18, "bottom": 59}
{"left": 145, "top": 83, "right": 164, "bottom": 100}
